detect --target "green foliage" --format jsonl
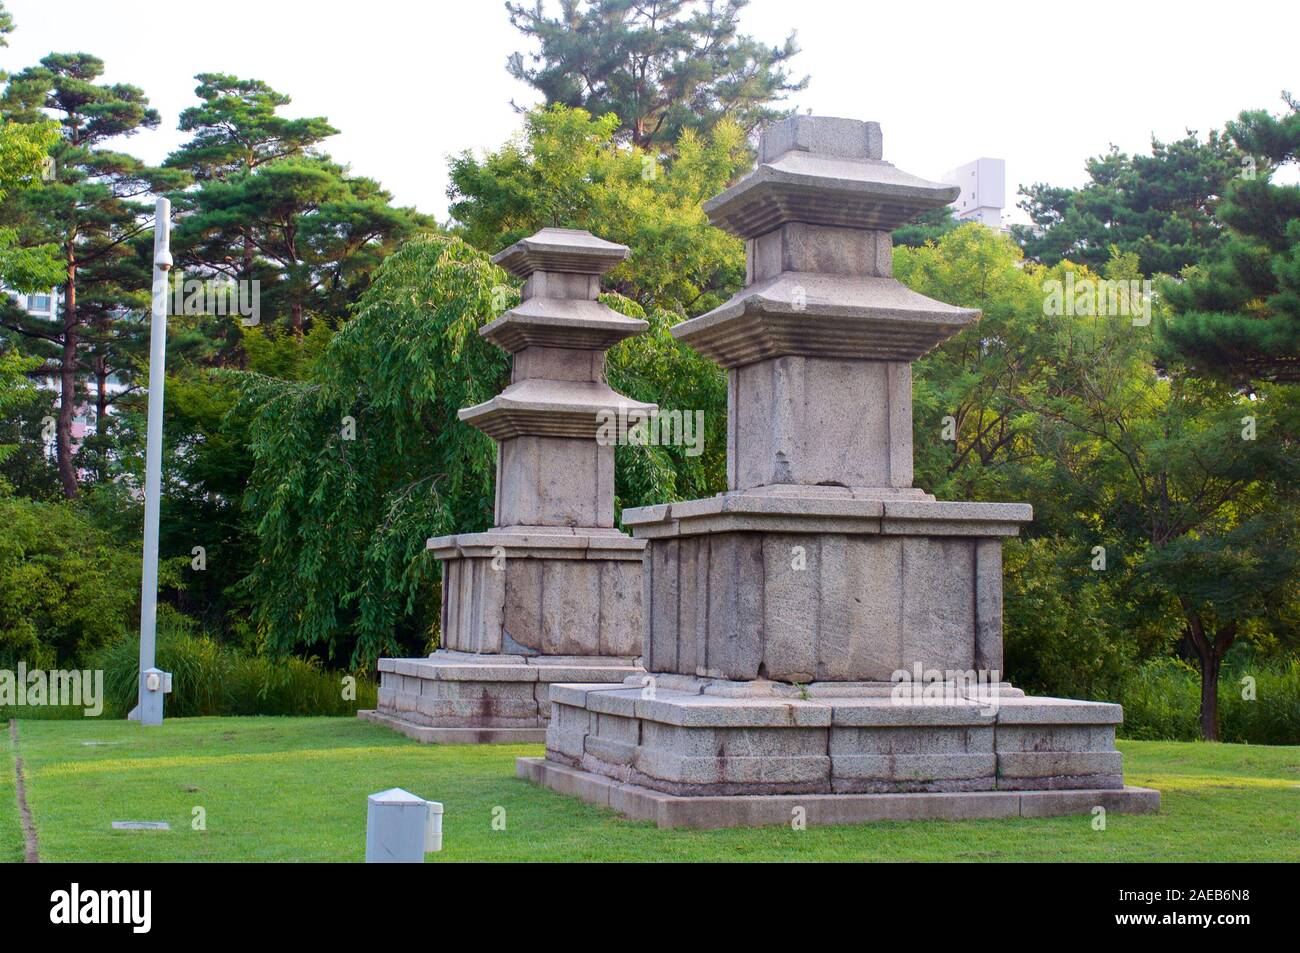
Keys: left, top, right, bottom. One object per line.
{"left": 0, "top": 52, "right": 187, "bottom": 497}
{"left": 896, "top": 224, "right": 1299, "bottom": 740}
{"left": 506, "top": 0, "right": 806, "bottom": 149}
{"left": 1013, "top": 129, "right": 1240, "bottom": 275}
{"left": 0, "top": 343, "right": 39, "bottom": 467}
{"left": 238, "top": 236, "right": 510, "bottom": 665}
{"left": 93, "top": 623, "right": 375, "bottom": 719}
{"left": 165, "top": 73, "right": 338, "bottom": 181}
{"left": 1161, "top": 93, "right": 1300, "bottom": 382}
{"left": 1003, "top": 537, "right": 1147, "bottom": 701}
{"left": 1117, "top": 657, "right": 1300, "bottom": 745}
{"left": 173, "top": 155, "right": 427, "bottom": 337}
{"left": 0, "top": 117, "right": 62, "bottom": 290}
{"left": 605, "top": 296, "right": 727, "bottom": 508}
{"left": 892, "top": 205, "right": 961, "bottom": 249}
{"left": 0, "top": 493, "right": 141, "bottom": 668}
{"left": 449, "top": 104, "right": 748, "bottom": 317}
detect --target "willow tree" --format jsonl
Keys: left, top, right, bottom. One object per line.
{"left": 237, "top": 237, "right": 508, "bottom": 665}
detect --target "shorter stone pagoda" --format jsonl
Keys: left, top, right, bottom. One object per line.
{"left": 518, "top": 118, "right": 1160, "bottom": 826}
{"left": 362, "top": 228, "right": 651, "bottom": 743}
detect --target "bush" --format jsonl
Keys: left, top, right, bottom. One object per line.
{"left": 93, "top": 626, "right": 376, "bottom": 719}
{"left": 0, "top": 494, "right": 140, "bottom": 669}
{"left": 1116, "top": 657, "right": 1300, "bottom": 744}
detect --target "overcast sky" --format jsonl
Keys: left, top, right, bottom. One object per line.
{"left": 4, "top": 0, "right": 1297, "bottom": 224}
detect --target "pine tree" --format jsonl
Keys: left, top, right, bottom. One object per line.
{"left": 1162, "top": 93, "right": 1300, "bottom": 383}
{"left": 1014, "top": 131, "right": 1240, "bottom": 275}
{"left": 0, "top": 53, "right": 185, "bottom": 497}
{"left": 506, "top": 0, "right": 806, "bottom": 149}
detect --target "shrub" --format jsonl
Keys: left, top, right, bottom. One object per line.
{"left": 93, "top": 625, "right": 376, "bottom": 719}
{"left": 0, "top": 494, "right": 140, "bottom": 669}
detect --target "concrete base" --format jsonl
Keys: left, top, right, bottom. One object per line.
{"left": 358, "top": 709, "right": 546, "bottom": 744}
{"left": 517, "top": 756, "right": 1161, "bottom": 830}
{"left": 370, "top": 651, "right": 643, "bottom": 742}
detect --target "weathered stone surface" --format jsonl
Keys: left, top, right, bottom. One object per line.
{"left": 433, "top": 537, "right": 644, "bottom": 657}
{"left": 623, "top": 494, "right": 1031, "bottom": 537}
{"left": 539, "top": 685, "right": 1137, "bottom": 801}
{"left": 362, "top": 709, "right": 547, "bottom": 744}
{"left": 731, "top": 357, "right": 911, "bottom": 489}
{"left": 371, "top": 652, "right": 640, "bottom": 737}
{"left": 518, "top": 757, "right": 1161, "bottom": 829}
{"left": 705, "top": 117, "right": 958, "bottom": 238}
{"left": 492, "top": 226, "right": 628, "bottom": 277}
{"left": 635, "top": 528, "right": 1020, "bottom": 682}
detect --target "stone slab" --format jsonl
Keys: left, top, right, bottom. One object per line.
{"left": 370, "top": 655, "right": 643, "bottom": 740}
{"left": 359, "top": 709, "right": 547, "bottom": 745}
{"left": 516, "top": 757, "right": 1160, "bottom": 830}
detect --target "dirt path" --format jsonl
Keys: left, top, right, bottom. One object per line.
{"left": 8, "top": 720, "right": 40, "bottom": 863}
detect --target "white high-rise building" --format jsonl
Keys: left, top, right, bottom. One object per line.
{"left": 944, "top": 157, "right": 1006, "bottom": 228}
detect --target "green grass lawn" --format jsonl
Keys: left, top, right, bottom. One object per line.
{"left": 2, "top": 724, "right": 24, "bottom": 863}
{"left": 4, "top": 715, "right": 1298, "bottom": 862}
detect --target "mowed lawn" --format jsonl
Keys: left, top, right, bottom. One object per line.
{"left": 4, "top": 716, "right": 1298, "bottom": 862}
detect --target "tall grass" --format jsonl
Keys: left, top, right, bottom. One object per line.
{"left": 89, "top": 631, "right": 377, "bottom": 719}
{"left": 1116, "top": 657, "right": 1300, "bottom": 744}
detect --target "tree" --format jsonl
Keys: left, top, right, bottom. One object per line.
{"left": 893, "top": 225, "right": 1299, "bottom": 736}
{"left": 166, "top": 73, "right": 337, "bottom": 183}
{"left": 1161, "top": 94, "right": 1300, "bottom": 383}
{"left": 172, "top": 154, "right": 426, "bottom": 338}
{"left": 449, "top": 104, "right": 748, "bottom": 317}
{"left": 165, "top": 73, "right": 337, "bottom": 295}
{"left": 0, "top": 0, "right": 62, "bottom": 293}
{"left": 0, "top": 53, "right": 185, "bottom": 497}
{"left": 1031, "top": 289, "right": 1297, "bottom": 740}
{"left": 238, "top": 236, "right": 510, "bottom": 664}
{"left": 506, "top": 0, "right": 806, "bottom": 149}
{"left": 892, "top": 205, "right": 961, "bottom": 249}
{"left": 1014, "top": 131, "right": 1240, "bottom": 275}
{"left": 0, "top": 492, "right": 141, "bottom": 668}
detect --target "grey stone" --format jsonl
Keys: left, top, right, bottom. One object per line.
{"left": 491, "top": 227, "right": 629, "bottom": 277}
{"left": 359, "top": 710, "right": 547, "bottom": 744}
{"left": 517, "top": 757, "right": 1161, "bottom": 829}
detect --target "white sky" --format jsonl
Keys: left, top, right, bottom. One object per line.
{"left": 4, "top": 0, "right": 1297, "bottom": 225}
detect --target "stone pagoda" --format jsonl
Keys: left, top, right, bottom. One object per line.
{"left": 363, "top": 228, "right": 651, "bottom": 743}
{"left": 518, "top": 118, "right": 1159, "bottom": 826}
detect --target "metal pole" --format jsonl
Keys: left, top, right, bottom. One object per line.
{"left": 134, "top": 196, "right": 172, "bottom": 726}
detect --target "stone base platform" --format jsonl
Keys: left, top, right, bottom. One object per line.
{"left": 531, "top": 677, "right": 1155, "bottom": 815}
{"left": 360, "top": 709, "right": 548, "bottom": 744}
{"left": 517, "top": 756, "right": 1160, "bottom": 829}
{"left": 367, "top": 651, "right": 643, "bottom": 743}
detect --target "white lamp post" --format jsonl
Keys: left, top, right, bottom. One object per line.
{"left": 130, "top": 196, "right": 174, "bottom": 726}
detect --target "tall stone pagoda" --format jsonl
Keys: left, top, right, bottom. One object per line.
{"left": 519, "top": 118, "right": 1160, "bottom": 826}
{"left": 363, "top": 228, "right": 651, "bottom": 743}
